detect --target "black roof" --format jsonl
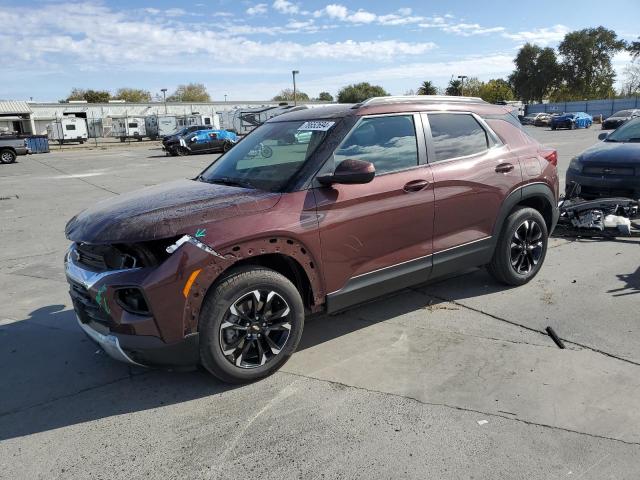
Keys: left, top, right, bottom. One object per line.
{"left": 267, "top": 104, "right": 355, "bottom": 122}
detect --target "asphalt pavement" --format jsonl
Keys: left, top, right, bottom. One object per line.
{"left": 1, "top": 129, "right": 638, "bottom": 479}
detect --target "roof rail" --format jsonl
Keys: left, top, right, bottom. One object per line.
{"left": 358, "top": 95, "right": 487, "bottom": 107}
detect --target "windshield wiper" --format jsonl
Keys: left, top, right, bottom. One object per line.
{"left": 204, "top": 176, "right": 256, "bottom": 189}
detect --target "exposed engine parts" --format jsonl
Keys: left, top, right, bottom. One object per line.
{"left": 555, "top": 184, "right": 640, "bottom": 238}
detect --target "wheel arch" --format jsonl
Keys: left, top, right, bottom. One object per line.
{"left": 493, "top": 183, "right": 558, "bottom": 239}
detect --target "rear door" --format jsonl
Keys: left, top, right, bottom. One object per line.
{"left": 314, "top": 113, "right": 435, "bottom": 311}
{"left": 422, "top": 112, "right": 522, "bottom": 274}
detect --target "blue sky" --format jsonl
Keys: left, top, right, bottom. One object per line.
{"left": 2, "top": 0, "right": 638, "bottom": 101}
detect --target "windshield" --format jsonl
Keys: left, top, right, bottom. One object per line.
{"left": 199, "top": 120, "right": 334, "bottom": 191}
{"left": 606, "top": 117, "right": 640, "bottom": 142}
{"left": 612, "top": 110, "right": 632, "bottom": 117}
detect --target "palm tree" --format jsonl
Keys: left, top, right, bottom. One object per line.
{"left": 417, "top": 81, "right": 438, "bottom": 95}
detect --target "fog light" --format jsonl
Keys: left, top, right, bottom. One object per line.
{"left": 116, "top": 288, "right": 150, "bottom": 315}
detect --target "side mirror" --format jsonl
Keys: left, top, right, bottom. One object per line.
{"left": 190, "top": 137, "right": 197, "bottom": 142}
{"left": 317, "top": 159, "right": 375, "bottom": 185}
{"left": 598, "top": 132, "right": 608, "bottom": 141}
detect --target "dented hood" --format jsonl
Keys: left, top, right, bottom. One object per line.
{"left": 66, "top": 179, "right": 281, "bottom": 244}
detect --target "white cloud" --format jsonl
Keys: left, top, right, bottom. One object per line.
{"left": 246, "top": 3, "right": 268, "bottom": 15}
{"left": 272, "top": 0, "right": 299, "bottom": 14}
{"left": 323, "top": 4, "right": 348, "bottom": 20}
{"left": 0, "top": 3, "right": 436, "bottom": 68}
{"left": 348, "top": 10, "right": 377, "bottom": 24}
{"left": 502, "top": 25, "right": 570, "bottom": 46}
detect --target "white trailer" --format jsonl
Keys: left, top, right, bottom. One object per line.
{"left": 145, "top": 115, "right": 179, "bottom": 140}
{"left": 219, "top": 105, "right": 307, "bottom": 134}
{"left": 47, "top": 117, "right": 89, "bottom": 144}
{"left": 111, "top": 117, "right": 147, "bottom": 141}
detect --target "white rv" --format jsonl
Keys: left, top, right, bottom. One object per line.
{"left": 47, "top": 117, "right": 89, "bottom": 144}
{"left": 145, "top": 115, "right": 179, "bottom": 140}
{"left": 112, "top": 117, "right": 147, "bottom": 141}
{"left": 175, "top": 114, "right": 220, "bottom": 130}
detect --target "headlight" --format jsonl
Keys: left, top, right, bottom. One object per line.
{"left": 569, "top": 157, "right": 582, "bottom": 172}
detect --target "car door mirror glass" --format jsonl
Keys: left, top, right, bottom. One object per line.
{"left": 318, "top": 159, "right": 375, "bottom": 185}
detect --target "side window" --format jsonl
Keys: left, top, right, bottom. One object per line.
{"left": 427, "top": 113, "right": 488, "bottom": 162}
{"left": 334, "top": 115, "right": 418, "bottom": 174}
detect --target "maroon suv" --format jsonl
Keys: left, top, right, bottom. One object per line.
{"left": 65, "top": 96, "right": 559, "bottom": 383}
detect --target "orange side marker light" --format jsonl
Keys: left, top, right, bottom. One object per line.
{"left": 183, "top": 269, "right": 202, "bottom": 298}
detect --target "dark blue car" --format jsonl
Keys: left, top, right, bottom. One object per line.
{"left": 565, "top": 117, "right": 640, "bottom": 198}
{"left": 551, "top": 112, "right": 593, "bottom": 130}
{"left": 165, "top": 129, "right": 238, "bottom": 156}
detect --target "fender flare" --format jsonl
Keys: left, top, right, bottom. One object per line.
{"left": 492, "top": 183, "right": 558, "bottom": 239}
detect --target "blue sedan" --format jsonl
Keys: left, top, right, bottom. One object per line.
{"left": 551, "top": 112, "right": 593, "bottom": 130}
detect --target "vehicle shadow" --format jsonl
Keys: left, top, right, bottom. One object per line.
{"left": 0, "top": 269, "right": 507, "bottom": 442}
{"left": 608, "top": 265, "right": 640, "bottom": 297}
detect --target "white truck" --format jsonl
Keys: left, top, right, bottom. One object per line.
{"left": 112, "top": 117, "right": 147, "bottom": 142}
{"left": 47, "top": 117, "right": 89, "bottom": 145}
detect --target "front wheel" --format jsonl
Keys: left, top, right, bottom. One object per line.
{"left": 199, "top": 267, "right": 305, "bottom": 383}
{"left": 0, "top": 149, "right": 16, "bottom": 164}
{"left": 175, "top": 146, "right": 189, "bottom": 156}
{"left": 487, "top": 207, "right": 548, "bottom": 286}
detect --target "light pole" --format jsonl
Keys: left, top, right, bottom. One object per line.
{"left": 161, "top": 88, "right": 167, "bottom": 114}
{"left": 292, "top": 70, "right": 300, "bottom": 106}
{"left": 224, "top": 94, "right": 228, "bottom": 103}
{"left": 457, "top": 75, "right": 468, "bottom": 96}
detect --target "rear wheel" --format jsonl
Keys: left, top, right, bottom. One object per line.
{"left": 223, "top": 141, "right": 233, "bottom": 153}
{"left": 487, "top": 207, "right": 548, "bottom": 286}
{"left": 199, "top": 267, "right": 304, "bottom": 383}
{"left": 0, "top": 149, "right": 16, "bottom": 164}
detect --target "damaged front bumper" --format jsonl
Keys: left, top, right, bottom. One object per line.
{"left": 64, "top": 240, "right": 221, "bottom": 367}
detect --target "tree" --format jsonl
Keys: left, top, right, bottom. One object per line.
{"left": 508, "top": 43, "right": 560, "bottom": 103}
{"left": 167, "top": 83, "right": 211, "bottom": 102}
{"left": 115, "top": 88, "right": 151, "bottom": 103}
{"left": 558, "top": 27, "right": 626, "bottom": 100}
{"left": 461, "top": 77, "right": 483, "bottom": 97}
{"left": 445, "top": 79, "right": 462, "bottom": 96}
{"left": 620, "top": 62, "right": 640, "bottom": 97}
{"left": 417, "top": 81, "right": 437, "bottom": 95}
{"left": 272, "top": 88, "right": 310, "bottom": 102}
{"left": 66, "top": 88, "right": 111, "bottom": 103}
{"left": 317, "top": 91, "right": 334, "bottom": 102}
{"left": 479, "top": 79, "right": 514, "bottom": 103}
{"left": 628, "top": 37, "right": 640, "bottom": 59}
{"left": 337, "top": 82, "right": 389, "bottom": 103}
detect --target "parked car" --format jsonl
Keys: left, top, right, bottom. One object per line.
{"left": 161, "top": 125, "right": 213, "bottom": 148}
{"left": 521, "top": 112, "right": 549, "bottom": 126}
{"left": 601, "top": 109, "right": 640, "bottom": 130}
{"left": 566, "top": 116, "right": 640, "bottom": 199}
{"left": 64, "top": 96, "right": 559, "bottom": 383}
{"left": 0, "top": 136, "right": 30, "bottom": 164}
{"left": 551, "top": 112, "right": 593, "bottom": 130}
{"left": 534, "top": 113, "right": 552, "bottom": 126}
{"left": 164, "top": 129, "right": 238, "bottom": 156}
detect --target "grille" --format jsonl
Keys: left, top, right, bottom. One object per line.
{"left": 583, "top": 166, "right": 635, "bottom": 176}
{"left": 75, "top": 243, "right": 138, "bottom": 271}
{"left": 68, "top": 279, "right": 112, "bottom": 327}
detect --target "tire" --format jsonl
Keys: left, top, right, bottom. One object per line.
{"left": 551, "top": 125, "right": 556, "bottom": 130}
{"left": 120, "top": 138, "right": 125, "bottom": 143}
{"left": 569, "top": 122, "right": 575, "bottom": 130}
{"left": 175, "top": 146, "right": 189, "bottom": 156}
{"left": 223, "top": 141, "right": 233, "bottom": 153}
{"left": 487, "top": 207, "right": 548, "bottom": 286}
{"left": 0, "top": 149, "right": 16, "bottom": 164}
{"left": 199, "top": 267, "right": 305, "bottom": 383}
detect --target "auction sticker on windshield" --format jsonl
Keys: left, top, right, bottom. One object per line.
{"left": 298, "top": 121, "right": 335, "bottom": 131}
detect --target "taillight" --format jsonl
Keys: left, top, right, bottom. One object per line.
{"left": 542, "top": 149, "right": 557, "bottom": 166}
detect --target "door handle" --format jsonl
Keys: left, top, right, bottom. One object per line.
{"left": 403, "top": 179, "right": 430, "bottom": 192}
{"left": 495, "top": 163, "right": 515, "bottom": 173}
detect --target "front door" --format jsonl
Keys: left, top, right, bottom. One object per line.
{"left": 422, "top": 112, "right": 522, "bottom": 276}
{"left": 313, "top": 113, "right": 435, "bottom": 312}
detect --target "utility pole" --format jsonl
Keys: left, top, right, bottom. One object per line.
{"left": 292, "top": 70, "right": 300, "bottom": 106}
{"left": 224, "top": 94, "right": 228, "bottom": 103}
{"left": 161, "top": 88, "right": 168, "bottom": 114}
{"left": 457, "top": 75, "right": 468, "bottom": 96}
